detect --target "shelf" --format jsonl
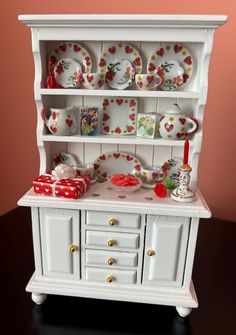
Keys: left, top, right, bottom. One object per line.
{"left": 40, "top": 88, "right": 200, "bottom": 99}
{"left": 41, "top": 134, "right": 194, "bottom": 146}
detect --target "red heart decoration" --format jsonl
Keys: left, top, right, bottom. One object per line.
{"left": 129, "top": 113, "right": 136, "bottom": 121}
{"left": 99, "top": 154, "right": 106, "bottom": 160}
{"left": 108, "top": 46, "right": 116, "bottom": 54}
{"left": 135, "top": 164, "right": 141, "bottom": 171}
{"left": 102, "top": 113, "right": 110, "bottom": 121}
{"left": 94, "top": 163, "right": 100, "bottom": 170}
{"left": 66, "top": 119, "right": 73, "bottom": 127}
{"left": 59, "top": 43, "right": 67, "bottom": 52}
{"left": 74, "top": 44, "right": 81, "bottom": 52}
{"left": 152, "top": 172, "right": 158, "bottom": 180}
{"left": 147, "top": 75, "right": 154, "bottom": 84}
{"left": 118, "top": 195, "right": 126, "bottom": 199}
{"left": 176, "top": 132, "right": 184, "bottom": 139}
{"left": 102, "top": 99, "right": 110, "bottom": 107}
{"left": 184, "top": 56, "right": 192, "bottom": 65}
{"left": 127, "top": 126, "right": 134, "bottom": 133}
{"left": 101, "top": 172, "right": 107, "bottom": 178}
{"left": 98, "top": 79, "right": 104, "bottom": 87}
{"left": 116, "top": 99, "right": 123, "bottom": 105}
{"left": 148, "top": 63, "right": 156, "bottom": 72}
{"left": 126, "top": 155, "right": 133, "bottom": 161}
{"left": 133, "top": 57, "right": 141, "bottom": 66}
{"left": 85, "top": 56, "right": 91, "bottom": 66}
{"left": 49, "top": 55, "right": 57, "bottom": 65}
{"left": 113, "top": 153, "right": 120, "bottom": 159}
{"left": 115, "top": 127, "right": 121, "bottom": 134}
{"left": 165, "top": 123, "right": 174, "bottom": 132}
{"left": 174, "top": 44, "right": 183, "bottom": 53}
{"left": 52, "top": 111, "right": 57, "bottom": 120}
{"left": 137, "top": 81, "right": 143, "bottom": 88}
{"left": 125, "top": 46, "right": 133, "bottom": 54}
{"left": 87, "top": 74, "right": 93, "bottom": 83}
{"left": 103, "top": 126, "right": 110, "bottom": 132}
{"left": 129, "top": 99, "right": 136, "bottom": 107}
{"left": 156, "top": 48, "right": 164, "bottom": 57}
{"left": 99, "top": 58, "right": 106, "bottom": 67}
{"left": 183, "top": 74, "right": 189, "bottom": 83}
{"left": 50, "top": 126, "right": 57, "bottom": 133}
{"left": 179, "top": 118, "right": 186, "bottom": 125}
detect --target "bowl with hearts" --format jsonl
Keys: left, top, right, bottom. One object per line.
{"left": 109, "top": 174, "right": 142, "bottom": 193}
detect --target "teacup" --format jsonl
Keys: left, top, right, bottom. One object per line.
{"left": 157, "top": 60, "right": 184, "bottom": 91}
{"left": 82, "top": 73, "right": 104, "bottom": 89}
{"left": 135, "top": 74, "right": 163, "bottom": 90}
{"left": 76, "top": 163, "right": 94, "bottom": 178}
{"left": 140, "top": 165, "right": 164, "bottom": 184}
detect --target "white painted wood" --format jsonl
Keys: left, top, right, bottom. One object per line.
{"left": 31, "top": 292, "right": 47, "bottom": 305}
{"left": 85, "top": 249, "right": 138, "bottom": 268}
{"left": 176, "top": 306, "right": 192, "bottom": 317}
{"left": 86, "top": 211, "right": 141, "bottom": 229}
{"left": 86, "top": 267, "right": 137, "bottom": 284}
{"left": 31, "top": 207, "right": 43, "bottom": 276}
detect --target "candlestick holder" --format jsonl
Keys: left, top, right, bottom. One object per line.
{"left": 171, "top": 164, "right": 195, "bottom": 203}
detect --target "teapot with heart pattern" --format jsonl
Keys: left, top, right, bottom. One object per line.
{"left": 158, "top": 103, "right": 198, "bottom": 140}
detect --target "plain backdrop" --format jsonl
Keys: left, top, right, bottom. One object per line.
{"left": 1, "top": 0, "right": 235, "bottom": 221}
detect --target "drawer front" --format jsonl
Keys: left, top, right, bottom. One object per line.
{"left": 86, "top": 267, "right": 137, "bottom": 284}
{"left": 86, "top": 211, "right": 141, "bottom": 229}
{"left": 86, "top": 249, "right": 138, "bottom": 267}
{"left": 86, "top": 230, "right": 139, "bottom": 249}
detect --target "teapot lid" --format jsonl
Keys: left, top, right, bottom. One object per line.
{"left": 165, "top": 103, "right": 183, "bottom": 115}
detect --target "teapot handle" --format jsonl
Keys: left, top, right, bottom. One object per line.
{"left": 41, "top": 107, "right": 51, "bottom": 123}
{"left": 186, "top": 117, "right": 199, "bottom": 136}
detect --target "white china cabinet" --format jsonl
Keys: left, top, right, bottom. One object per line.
{"left": 18, "top": 15, "right": 227, "bottom": 317}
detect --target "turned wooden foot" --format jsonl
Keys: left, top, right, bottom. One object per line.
{"left": 176, "top": 306, "right": 192, "bottom": 317}
{"left": 31, "top": 293, "right": 47, "bottom": 305}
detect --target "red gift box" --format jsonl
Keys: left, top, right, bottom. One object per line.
{"left": 33, "top": 171, "right": 90, "bottom": 199}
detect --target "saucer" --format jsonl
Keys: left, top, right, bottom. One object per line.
{"left": 157, "top": 60, "right": 184, "bottom": 91}
{"left": 54, "top": 58, "right": 82, "bottom": 88}
{"left": 106, "top": 59, "right": 135, "bottom": 90}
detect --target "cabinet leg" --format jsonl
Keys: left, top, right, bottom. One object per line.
{"left": 31, "top": 293, "right": 47, "bottom": 305}
{"left": 176, "top": 306, "right": 192, "bottom": 317}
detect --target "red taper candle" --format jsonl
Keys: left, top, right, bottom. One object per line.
{"left": 183, "top": 135, "right": 189, "bottom": 165}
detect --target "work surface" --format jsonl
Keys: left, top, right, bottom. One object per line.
{"left": 1, "top": 207, "right": 235, "bottom": 335}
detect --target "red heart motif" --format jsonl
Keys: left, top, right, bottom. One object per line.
{"left": 176, "top": 132, "right": 184, "bottom": 139}
{"left": 108, "top": 46, "right": 116, "bottom": 54}
{"left": 52, "top": 111, "right": 57, "bottom": 120}
{"left": 99, "top": 154, "right": 106, "bottom": 160}
{"left": 115, "top": 127, "right": 121, "bottom": 134}
{"left": 184, "top": 56, "right": 192, "bottom": 65}
{"left": 129, "top": 99, "right": 136, "bottom": 107}
{"left": 125, "top": 46, "right": 133, "bottom": 54}
{"left": 99, "top": 58, "right": 106, "bottom": 67}
{"left": 66, "top": 119, "right": 73, "bottom": 127}
{"left": 156, "top": 48, "right": 164, "bottom": 57}
{"left": 87, "top": 74, "right": 93, "bottom": 83}
{"left": 174, "top": 44, "right": 183, "bottom": 53}
{"left": 179, "top": 118, "right": 186, "bottom": 125}
{"left": 102, "top": 113, "right": 110, "bottom": 121}
{"left": 152, "top": 172, "right": 158, "bottom": 180}
{"left": 148, "top": 63, "right": 156, "bottom": 72}
{"left": 85, "top": 56, "right": 91, "bottom": 66}
{"left": 116, "top": 99, "right": 123, "bottom": 105}
{"left": 102, "top": 99, "right": 110, "bottom": 107}
{"left": 147, "top": 75, "right": 154, "bottom": 84}
{"left": 137, "top": 81, "right": 143, "bottom": 88}
{"left": 74, "top": 44, "right": 81, "bottom": 52}
{"left": 103, "top": 126, "right": 110, "bottom": 132}
{"left": 98, "top": 79, "right": 104, "bottom": 87}
{"left": 165, "top": 123, "right": 174, "bottom": 132}
{"left": 118, "top": 195, "right": 126, "bottom": 199}
{"left": 101, "top": 172, "right": 107, "bottom": 178}
{"left": 113, "top": 153, "right": 120, "bottom": 159}
{"left": 133, "top": 57, "right": 141, "bottom": 66}
{"left": 126, "top": 155, "right": 133, "bottom": 161}
{"left": 59, "top": 43, "right": 67, "bottom": 52}
{"left": 94, "top": 163, "right": 100, "bottom": 170}
{"left": 50, "top": 126, "right": 57, "bottom": 133}
{"left": 129, "top": 113, "right": 136, "bottom": 121}
{"left": 127, "top": 126, "right": 134, "bottom": 133}
{"left": 183, "top": 74, "right": 189, "bottom": 83}
{"left": 135, "top": 164, "right": 141, "bottom": 171}
{"left": 49, "top": 55, "right": 57, "bottom": 65}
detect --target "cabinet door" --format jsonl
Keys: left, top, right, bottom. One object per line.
{"left": 143, "top": 215, "right": 190, "bottom": 287}
{"left": 40, "top": 208, "right": 80, "bottom": 279}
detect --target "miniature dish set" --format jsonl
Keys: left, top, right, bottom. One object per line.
{"left": 132, "top": 164, "right": 165, "bottom": 189}
{"left": 105, "top": 59, "right": 135, "bottom": 90}
{"left": 101, "top": 97, "right": 137, "bottom": 135}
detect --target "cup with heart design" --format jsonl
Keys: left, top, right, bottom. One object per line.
{"left": 75, "top": 163, "right": 94, "bottom": 178}
{"left": 41, "top": 106, "right": 78, "bottom": 136}
{"left": 82, "top": 73, "right": 104, "bottom": 89}
{"left": 140, "top": 165, "right": 164, "bottom": 185}
{"left": 135, "top": 73, "right": 163, "bottom": 90}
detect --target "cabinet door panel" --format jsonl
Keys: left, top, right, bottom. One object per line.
{"left": 40, "top": 208, "right": 80, "bottom": 279}
{"left": 143, "top": 215, "right": 190, "bottom": 287}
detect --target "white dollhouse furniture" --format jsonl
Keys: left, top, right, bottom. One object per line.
{"left": 18, "top": 14, "right": 227, "bottom": 317}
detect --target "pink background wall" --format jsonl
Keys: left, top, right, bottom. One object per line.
{"left": 1, "top": 1, "right": 235, "bottom": 221}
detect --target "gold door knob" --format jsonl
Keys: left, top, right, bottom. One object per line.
{"left": 147, "top": 249, "right": 155, "bottom": 256}
{"left": 106, "top": 275, "right": 113, "bottom": 283}
{"left": 69, "top": 244, "right": 78, "bottom": 253}
{"left": 109, "top": 218, "right": 118, "bottom": 226}
{"left": 107, "top": 257, "right": 115, "bottom": 265}
{"left": 107, "top": 239, "right": 115, "bottom": 247}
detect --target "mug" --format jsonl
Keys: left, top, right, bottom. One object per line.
{"left": 140, "top": 165, "right": 164, "bottom": 184}
{"left": 76, "top": 163, "right": 94, "bottom": 178}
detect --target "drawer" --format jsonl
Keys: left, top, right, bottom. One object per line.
{"left": 86, "top": 249, "right": 138, "bottom": 267}
{"left": 86, "top": 267, "right": 137, "bottom": 284}
{"left": 86, "top": 230, "right": 139, "bottom": 249}
{"left": 86, "top": 211, "right": 141, "bottom": 229}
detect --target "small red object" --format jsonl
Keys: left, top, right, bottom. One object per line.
{"left": 183, "top": 135, "right": 189, "bottom": 165}
{"left": 111, "top": 174, "right": 139, "bottom": 187}
{"left": 154, "top": 183, "right": 167, "bottom": 198}
{"left": 46, "top": 60, "right": 57, "bottom": 88}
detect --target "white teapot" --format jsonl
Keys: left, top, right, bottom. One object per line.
{"left": 158, "top": 103, "right": 198, "bottom": 140}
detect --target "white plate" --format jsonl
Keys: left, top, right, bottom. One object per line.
{"left": 105, "top": 59, "right": 135, "bottom": 90}
{"left": 147, "top": 43, "right": 194, "bottom": 85}
{"left": 54, "top": 58, "right": 82, "bottom": 88}
{"left": 94, "top": 152, "right": 142, "bottom": 180}
{"left": 52, "top": 152, "right": 77, "bottom": 169}
{"left": 49, "top": 42, "right": 92, "bottom": 73}
{"left": 99, "top": 42, "right": 142, "bottom": 75}
{"left": 101, "top": 97, "right": 137, "bottom": 135}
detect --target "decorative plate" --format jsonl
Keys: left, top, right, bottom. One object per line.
{"left": 147, "top": 43, "right": 194, "bottom": 85}
{"left": 52, "top": 152, "right": 77, "bottom": 169}
{"left": 54, "top": 58, "right": 82, "bottom": 88}
{"left": 105, "top": 60, "right": 135, "bottom": 90}
{"left": 162, "top": 157, "right": 182, "bottom": 183}
{"left": 98, "top": 43, "right": 142, "bottom": 75}
{"left": 49, "top": 42, "right": 92, "bottom": 73}
{"left": 94, "top": 152, "right": 142, "bottom": 180}
{"left": 101, "top": 97, "right": 137, "bottom": 135}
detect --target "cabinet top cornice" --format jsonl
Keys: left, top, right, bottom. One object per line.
{"left": 18, "top": 14, "right": 227, "bottom": 29}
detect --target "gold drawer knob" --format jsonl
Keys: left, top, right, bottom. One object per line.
{"left": 147, "top": 249, "right": 155, "bottom": 256}
{"left": 107, "top": 239, "right": 115, "bottom": 247}
{"left": 106, "top": 275, "right": 113, "bottom": 283}
{"left": 107, "top": 257, "right": 115, "bottom": 265}
{"left": 69, "top": 244, "right": 78, "bottom": 253}
{"left": 109, "top": 218, "right": 118, "bottom": 226}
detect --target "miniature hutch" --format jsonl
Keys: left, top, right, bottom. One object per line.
{"left": 18, "top": 15, "right": 227, "bottom": 317}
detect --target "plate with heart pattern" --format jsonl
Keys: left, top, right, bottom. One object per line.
{"left": 94, "top": 152, "right": 142, "bottom": 180}
{"left": 147, "top": 43, "right": 194, "bottom": 85}
{"left": 101, "top": 97, "right": 137, "bottom": 135}
{"left": 49, "top": 42, "right": 92, "bottom": 74}
{"left": 98, "top": 43, "right": 142, "bottom": 75}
